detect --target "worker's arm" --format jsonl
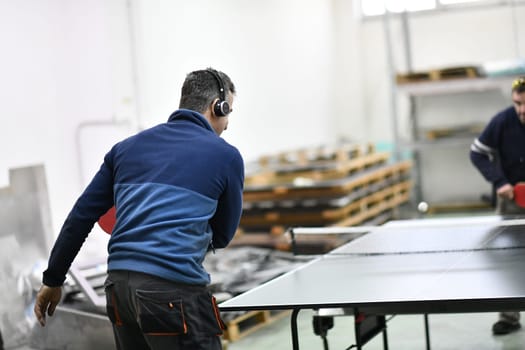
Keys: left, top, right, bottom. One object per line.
{"left": 43, "top": 157, "right": 114, "bottom": 287}
{"left": 470, "top": 141, "right": 509, "bottom": 190}
{"left": 35, "top": 152, "right": 115, "bottom": 326}
{"left": 209, "top": 150, "right": 244, "bottom": 248}
{"left": 470, "top": 114, "right": 509, "bottom": 190}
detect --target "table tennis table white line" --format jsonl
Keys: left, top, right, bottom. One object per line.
{"left": 291, "top": 226, "right": 376, "bottom": 235}
{"left": 291, "top": 217, "right": 525, "bottom": 237}
{"left": 383, "top": 216, "right": 525, "bottom": 228}
{"left": 329, "top": 223, "right": 525, "bottom": 256}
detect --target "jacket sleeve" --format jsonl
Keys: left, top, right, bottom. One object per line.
{"left": 43, "top": 154, "right": 115, "bottom": 287}
{"left": 209, "top": 150, "right": 244, "bottom": 249}
{"left": 470, "top": 148, "right": 508, "bottom": 189}
{"left": 469, "top": 115, "right": 508, "bottom": 190}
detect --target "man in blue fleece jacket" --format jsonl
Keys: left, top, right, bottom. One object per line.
{"left": 470, "top": 76, "right": 525, "bottom": 336}
{"left": 34, "top": 68, "right": 244, "bottom": 349}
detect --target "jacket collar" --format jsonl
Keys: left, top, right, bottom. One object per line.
{"left": 167, "top": 109, "right": 214, "bottom": 132}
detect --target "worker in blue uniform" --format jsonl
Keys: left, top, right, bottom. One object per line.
{"left": 34, "top": 68, "right": 244, "bottom": 350}
{"left": 470, "top": 76, "right": 525, "bottom": 335}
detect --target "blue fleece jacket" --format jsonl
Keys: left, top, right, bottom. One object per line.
{"left": 43, "top": 109, "right": 244, "bottom": 286}
{"left": 470, "top": 106, "right": 525, "bottom": 189}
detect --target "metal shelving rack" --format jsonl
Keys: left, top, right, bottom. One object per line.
{"left": 396, "top": 76, "right": 514, "bottom": 210}
{"left": 383, "top": 6, "right": 520, "bottom": 212}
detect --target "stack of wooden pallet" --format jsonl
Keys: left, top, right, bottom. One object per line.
{"left": 396, "top": 65, "right": 483, "bottom": 84}
{"left": 222, "top": 309, "right": 291, "bottom": 343}
{"left": 421, "top": 122, "right": 485, "bottom": 140}
{"left": 238, "top": 142, "right": 413, "bottom": 234}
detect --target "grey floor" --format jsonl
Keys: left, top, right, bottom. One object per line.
{"left": 227, "top": 309, "right": 525, "bottom": 350}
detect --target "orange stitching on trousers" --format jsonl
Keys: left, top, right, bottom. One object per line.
{"left": 211, "top": 296, "right": 226, "bottom": 332}
{"left": 112, "top": 291, "right": 123, "bottom": 326}
{"left": 180, "top": 303, "right": 188, "bottom": 334}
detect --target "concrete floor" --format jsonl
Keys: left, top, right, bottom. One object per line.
{"left": 227, "top": 309, "right": 525, "bottom": 350}
{"left": 11, "top": 311, "right": 525, "bottom": 350}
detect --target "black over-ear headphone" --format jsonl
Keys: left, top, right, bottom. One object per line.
{"left": 207, "top": 69, "right": 230, "bottom": 117}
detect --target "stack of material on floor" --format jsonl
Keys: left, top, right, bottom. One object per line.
{"left": 204, "top": 246, "right": 307, "bottom": 297}
{"left": 0, "top": 165, "right": 56, "bottom": 349}
{"left": 233, "top": 143, "right": 412, "bottom": 253}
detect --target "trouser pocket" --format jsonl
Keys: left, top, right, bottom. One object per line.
{"left": 135, "top": 289, "right": 188, "bottom": 335}
{"left": 184, "top": 291, "right": 226, "bottom": 336}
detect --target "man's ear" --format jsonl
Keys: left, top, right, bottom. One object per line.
{"left": 202, "top": 105, "right": 219, "bottom": 132}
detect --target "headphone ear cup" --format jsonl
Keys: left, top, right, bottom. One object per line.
{"left": 214, "top": 100, "right": 230, "bottom": 117}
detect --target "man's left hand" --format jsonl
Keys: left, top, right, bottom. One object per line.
{"left": 34, "top": 285, "right": 62, "bottom": 327}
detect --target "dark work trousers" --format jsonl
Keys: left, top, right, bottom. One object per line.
{"left": 496, "top": 197, "right": 525, "bottom": 324}
{"left": 104, "top": 270, "right": 225, "bottom": 350}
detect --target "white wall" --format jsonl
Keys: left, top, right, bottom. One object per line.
{"left": 0, "top": 0, "right": 135, "bottom": 238}
{"left": 0, "top": 0, "right": 345, "bottom": 236}
{"left": 0, "top": 0, "right": 524, "bottom": 235}
{"left": 368, "top": 5, "right": 524, "bottom": 203}
{"left": 129, "top": 0, "right": 341, "bottom": 161}
{"left": 358, "top": 5, "right": 525, "bottom": 141}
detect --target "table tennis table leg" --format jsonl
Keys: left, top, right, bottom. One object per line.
{"left": 424, "top": 314, "right": 431, "bottom": 350}
{"left": 291, "top": 308, "right": 301, "bottom": 350}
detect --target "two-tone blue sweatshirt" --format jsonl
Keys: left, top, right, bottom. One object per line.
{"left": 470, "top": 106, "right": 525, "bottom": 189}
{"left": 43, "top": 109, "right": 244, "bottom": 287}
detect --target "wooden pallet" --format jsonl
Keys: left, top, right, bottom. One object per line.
{"left": 229, "top": 231, "right": 292, "bottom": 251}
{"left": 331, "top": 181, "right": 411, "bottom": 227}
{"left": 396, "top": 66, "right": 481, "bottom": 84}
{"left": 423, "top": 123, "right": 485, "bottom": 140}
{"left": 257, "top": 142, "right": 374, "bottom": 168}
{"left": 239, "top": 180, "right": 412, "bottom": 228}
{"left": 243, "top": 160, "right": 412, "bottom": 202}
{"left": 270, "top": 152, "right": 389, "bottom": 185}
{"left": 246, "top": 145, "right": 381, "bottom": 186}
{"left": 222, "top": 310, "right": 290, "bottom": 342}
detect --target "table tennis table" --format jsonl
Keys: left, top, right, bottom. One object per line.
{"left": 219, "top": 215, "right": 525, "bottom": 349}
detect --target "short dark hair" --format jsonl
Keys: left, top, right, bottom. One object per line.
{"left": 179, "top": 68, "right": 236, "bottom": 113}
{"left": 512, "top": 76, "right": 525, "bottom": 94}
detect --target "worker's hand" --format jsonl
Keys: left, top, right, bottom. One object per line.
{"left": 496, "top": 183, "right": 514, "bottom": 200}
{"left": 34, "top": 285, "right": 62, "bottom": 327}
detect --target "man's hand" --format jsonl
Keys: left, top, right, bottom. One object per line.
{"left": 497, "top": 183, "right": 514, "bottom": 200}
{"left": 34, "top": 285, "right": 62, "bottom": 327}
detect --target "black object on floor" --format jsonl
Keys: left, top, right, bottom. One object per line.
{"left": 492, "top": 321, "right": 521, "bottom": 335}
